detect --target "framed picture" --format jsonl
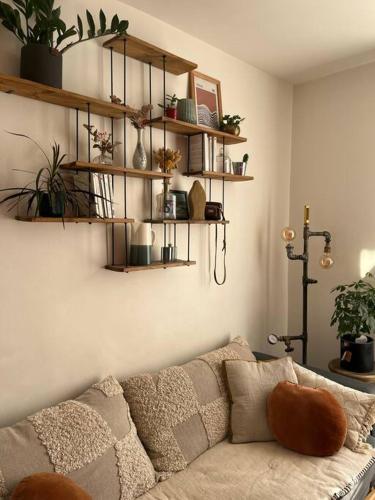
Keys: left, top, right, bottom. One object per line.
{"left": 170, "top": 190, "right": 189, "bottom": 220}
{"left": 189, "top": 71, "right": 222, "bottom": 130}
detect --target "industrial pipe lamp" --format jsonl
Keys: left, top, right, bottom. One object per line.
{"left": 268, "top": 205, "right": 333, "bottom": 364}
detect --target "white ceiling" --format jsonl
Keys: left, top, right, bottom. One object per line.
{"left": 122, "top": 0, "right": 375, "bottom": 83}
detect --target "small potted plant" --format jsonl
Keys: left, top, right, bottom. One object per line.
{"left": 129, "top": 104, "right": 153, "bottom": 170}
{"left": 0, "top": 1, "right": 128, "bottom": 88}
{"left": 83, "top": 124, "right": 121, "bottom": 165}
{"left": 232, "top": 153, "right": 249, "bottom": 176}
{"left": 158, "top": 94, "right": 178, "bottom": 120}
{"left": 331, "top": 273, "right": 375, "bottom": 373}
{"left": 0, "top": 132, "right": 104, "bottom": 218}
{"left": 220, "top": 114, "right": 245, "bottom": 136}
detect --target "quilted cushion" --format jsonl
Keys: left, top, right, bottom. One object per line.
{"left": 122, "top": 336, "right": 255, "bottom": 473}
{"left": 267, "top": 381, "right": 347, "bottom": 456}
{"left": 11, "top": 473, "right": 91, "bottom": 500}
{"left": 294, "top": 363, "right": 375, "bottom": 453}
{"left": 0, "top": 376, "right": 156, "bottom": 500}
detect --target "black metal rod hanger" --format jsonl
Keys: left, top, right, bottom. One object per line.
{"left": 123, "top": 39, "right": 128, "bottom": 266}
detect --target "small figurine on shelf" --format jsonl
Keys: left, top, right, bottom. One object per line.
{"left": 129, "top": 105, "right": 153, "bottom": 170}
{"left": 158, "top": 94, "right": 179, "bottom": 119}
{"left": 83, "top": 124, "right": 121, "bottom": 165}
{"left": 154, "top": 148, "right": 182, "bottom": 220}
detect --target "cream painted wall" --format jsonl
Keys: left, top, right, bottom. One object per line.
{"left": 0, "top": 0, "right": 292, "bottom": 426}
{"left": 290, "top": 62, "right": 375, "bottom": 369}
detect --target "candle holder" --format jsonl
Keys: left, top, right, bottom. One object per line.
{"left": 268, "top": 205, "right": 333, "bottom": 364}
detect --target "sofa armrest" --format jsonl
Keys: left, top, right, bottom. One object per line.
{"left": 253, "top": 351, "right": 375, "bottom": 395}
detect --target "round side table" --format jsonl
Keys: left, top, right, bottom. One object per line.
{"left": 328, "top": 358, "right": 375, "bottom": 383}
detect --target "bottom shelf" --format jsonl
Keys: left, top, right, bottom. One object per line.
{"left": 105, "top": 260, "right": 196, "bottom": 273}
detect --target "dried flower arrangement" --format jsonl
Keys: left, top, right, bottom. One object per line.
{"left": 129, "top": 105, "right": 153, "bottom": 129}
{"left": 154, "top": 148, "right": 182, "bottom": 173}
{"left": 83, "top": 124, "right": 121, "bottom": 155}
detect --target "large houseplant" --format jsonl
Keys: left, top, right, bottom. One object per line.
{"left": 0, "top": 0, "right": 128, "bottom": 88}
{"left": 331, "top": 273, "right": 375, "bottom": 373}
{"left": 0, "top": 132, "right": 104, "bottom": 218}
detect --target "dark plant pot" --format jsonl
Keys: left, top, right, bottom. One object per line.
{"left": 38, "top": 192, "right": 65, "bottom": 217}
{"left": 222, "top": 124, "right": 240, "bottom": 136}
{"left": 20, "top": 44, "right": 62, "bottom": 89}
{"left": 340, "top": 334, "right": 374, "bottom": 373}
{"left": 166, "top": 107, "right": 177, "bottom": 119}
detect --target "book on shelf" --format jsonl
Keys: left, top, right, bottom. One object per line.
{"left": 188, "top": 133, "right": 218, "bottom": 172}
{"left": 73, "top": 172, "right": 114, "bottom": 218}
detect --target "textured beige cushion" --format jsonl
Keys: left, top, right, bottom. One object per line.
{"left": 225, "top": 357, "right": 298, "bottom": 443}
{"left": 0, "top": 376, "right": 156, "bottom": 500}
{"left": 122, "top": 336, "right": 255, "bottom": 473}
{"left": 294, "top": 362, "right": 375, "bottom": 453}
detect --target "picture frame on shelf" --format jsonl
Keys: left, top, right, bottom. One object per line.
{"left": 189, "top": 71, "right": 222, "bottom": 130}
{"left": 170, "top": 190, "right": 189, "bottom": 220}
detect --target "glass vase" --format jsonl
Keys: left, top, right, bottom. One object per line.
{"left": 133, "top": 128, "right": 147, "bottom": 170}
{"left": 92, "top": 152, "right": 112, "bottom": 165}
{"left": 156, "top": 182, "right": 176, "bottom": 220}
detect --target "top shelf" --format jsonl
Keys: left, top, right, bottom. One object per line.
{"left": 104, "top": 34, "right": 198, "bottom": 75}
{"left": 147, "top": 117, "right": 247, "bottom": 145}
{"left": 0, "top": 73, "right": 138, "bottom": 118}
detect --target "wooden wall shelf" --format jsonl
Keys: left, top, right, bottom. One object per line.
{"left": 183, "top": 171, "right": 254, "bottom": 182}
{"left": 147, "top": 116, "right": 247, "bottom": 145}
{"left": 0, "top": 74, "right": 138, "bottom": 118}
{"left": 106, "top": 260, "right": 196, "bottom": 273}
{"left": 15, "top": 216, "right": 134, "bottom": 224}
{"left": 104, "top": 34, "right": 197, "bottom": 75}
{"left": 145, "top": 219, "right": 229, "bottom": 225}
{"left": 61, "top": 161, "right": 173, "bottom": 180}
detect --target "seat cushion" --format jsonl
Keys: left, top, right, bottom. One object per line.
{"left": 0, "top": 376, "right": 156, "bottom": 500}
{"left": 267, "top": 381, "right": 347, "bottom": 456}
{"left": 225, "top": 357, "right": 298, "bottom": 443}
{"left": 11, "top": 473, "right": 91, "bottom": 500}
{"left": 122, "top": 336, "right": 255, "bottom": 473}
{"left": 139, "top": 439, "right": 375, "bottom": 500}
{"left": 294, "top": 362, "right": 375, "bottom": 453}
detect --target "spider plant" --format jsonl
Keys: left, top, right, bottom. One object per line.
{"left": 0, "top": 132, "right": 104, "bottom": 218}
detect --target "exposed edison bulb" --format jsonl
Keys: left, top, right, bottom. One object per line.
{"left": 320, "top": 253, "right": 334, "bottom": 269}
{"left": 281, "top": 227, "right": 296, "bottom": 242}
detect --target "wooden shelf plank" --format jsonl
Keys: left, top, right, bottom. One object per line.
{"left": 0, "top": 73, "right": 138, "bottom": 118}
{"left": 147, "top": 116, "right": 247, "bottom": 145}
{"left": 61, "top": 161, "right": 173, "bottom": 180}
{"left": 145, "top": 219, "right": 229, "bottom": 225}
{"left": 105, "top": 260, "right": 196, "bottom": 273}
{"left": 104, "top": 34, "right": 197, "bottom": 75}
{"left": 183, "top": 170, "right": 254, "bottom": 182}
{"left": 15, "top": 216, "right": 134, "bottom": 224}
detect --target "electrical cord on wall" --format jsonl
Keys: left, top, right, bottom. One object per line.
{"left": 214, "top": 222, "right": 227, "bottom": 285}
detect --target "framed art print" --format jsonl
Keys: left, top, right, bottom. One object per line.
{"left": 189, "top": 71, "right": 222, "bottom": 130}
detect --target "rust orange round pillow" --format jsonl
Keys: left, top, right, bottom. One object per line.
{"left": 267, "top": 381, "right": 347, "bottom": 457}
{"left": 11, "top": 473, "right": 92, "bottom": 500}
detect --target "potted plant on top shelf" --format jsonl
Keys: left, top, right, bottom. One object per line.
{"left": 158, "top": 94, "right": 178, "bottom": 120}
{"left": 220, "top": 114, "right": 245, "bottom": 136}
{"left": 0, "top": 0, "right": 129, "bottom": 88}
{"left": 331, "top": 273, "right": 375, "bottom": 373}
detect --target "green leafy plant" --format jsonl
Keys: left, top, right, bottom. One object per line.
{"left": 243, "top": 153, "right": 249, "bottom": 163}
{"left": 220, "top": 114, "right": 245, "bottom": 128}
{"left": 0, "top": 0, "right": 128, "bottom": 54}
{"left": 0, "top": 132, "right": 104, "bottom": 217}
{"left": 331, "top": 273, "right": 375, "bottom": 338}
{"left": 158, "top": 94, "right": 179, "bottom": 110}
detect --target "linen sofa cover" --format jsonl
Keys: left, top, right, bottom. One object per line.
{"left": 0, "top": 376, "right": 156, "bottom": 500}
{"left": 122, "top": 336, "right": 255, "bottom": 473}
{"left": 139, "top": 439, "right": 375, "bottom": 500}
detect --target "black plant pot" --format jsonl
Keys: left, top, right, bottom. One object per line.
{"left": 340, "top": 334, "right": 374, "bottom": 373}
{"left": 38, "top": 192, "right": 65, "bottom": 217}
{"left": 20, "top": 44, "right": 62, "bottom": 89}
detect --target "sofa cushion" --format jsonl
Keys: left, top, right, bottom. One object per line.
{"left": 267, "top": 381, "right": 347, "bottom": 456}
{"left": 122, "top": 336, "right": 255, "bottom": 473}
{"left": 138, "top": 439, "right": 375, "bottom": 500}
{"left": 225, "top": 357, "right": 298, "bottom": 443}
{"left": 11, "top": 473, "right": 91, "bottom": 500}
{"left": 0, "top": 376, "right": 156, "bottom": 500}
{"left": 294, "top": 362, "right": 375, "bottom": 453}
